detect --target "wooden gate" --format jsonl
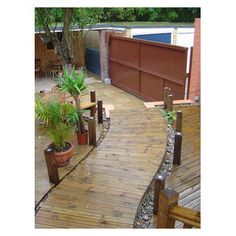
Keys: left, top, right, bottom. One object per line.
{"left": 108, "top": 35, "right": 188, "bottom": 101}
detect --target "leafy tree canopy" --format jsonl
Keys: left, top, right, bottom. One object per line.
{"left": 99, "top": 8, "right": 200, "bottom": 23}
{"left": 35, "top": 8, "right": 102, "bottom": 31}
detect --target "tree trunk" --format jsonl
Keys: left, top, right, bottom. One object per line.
{"left": 77, "top": 32, "right": 85, "bottom": 67}
{"left": 73, "top": 95, "right": 86, "bottom": 134}
{"left": 62, "top": 8, "right": 73, "bottom": 65}
{"left": 40, "top": 8, "right": 74, "bottom": 67}
{"left": 65, "top": 63, "right": 72, "bottom": 73}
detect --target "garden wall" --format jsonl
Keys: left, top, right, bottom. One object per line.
{"left": 189, "top": 19, "right": 200, "bottom": 101}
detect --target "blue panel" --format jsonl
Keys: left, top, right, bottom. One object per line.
{"left": 85, "top": 48, "right": 101, "bottom": 76}
{"left": 133, "top": 33, "right": 171, "bottom": 44}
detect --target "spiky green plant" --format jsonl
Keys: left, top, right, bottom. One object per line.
{"left": 163, "top": 111, "right": 176, "bottom": 125}
{"left": 57, "top": 67, "right": 87, "bottom": 134}
{"left": 57, "top": 68, "right": 87, "bottom": 98}
{"left": 35, "top": 96, "right": 77, "bottom": 151}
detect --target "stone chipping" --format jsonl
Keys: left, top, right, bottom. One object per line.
{"left": 133, "top": 124, "right": 175, "bottom": 228}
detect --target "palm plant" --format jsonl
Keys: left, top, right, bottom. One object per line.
{"left": 57, "top": 67, "right": 87, "bottom": 134}
{"left": 35, "top": 95, "right": 77, "bottom": 151}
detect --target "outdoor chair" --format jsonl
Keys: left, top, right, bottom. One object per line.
{"left": 46, "top": 61, "right": 61, "bottom": 79}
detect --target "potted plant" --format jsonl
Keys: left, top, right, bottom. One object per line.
{"left": 35, "top": 96, "right": 77, "bottom": 167}
{"left": 57, "top": 67, "right": 88, "bottom": 145}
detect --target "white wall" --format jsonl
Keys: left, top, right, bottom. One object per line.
{"left": 176, "top": 28, "right": 195, "bottom": 72}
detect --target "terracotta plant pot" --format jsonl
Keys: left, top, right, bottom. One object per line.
{"left": 76, "top": 130, "right": 88, "bottom": 145}
{"left": 52, "top": 142, "right": 73, "bottom": 167}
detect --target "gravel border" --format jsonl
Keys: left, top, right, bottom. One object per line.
{"left": 133, "top": 111, "right": 175, "bottom": 228}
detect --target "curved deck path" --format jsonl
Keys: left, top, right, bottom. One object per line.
{"left": 35, "top": 107, "right": 167, "bottom": 228}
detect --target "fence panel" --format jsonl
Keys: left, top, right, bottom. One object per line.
{"left": 109, "top": 35, "right": 188, "bottom": 101}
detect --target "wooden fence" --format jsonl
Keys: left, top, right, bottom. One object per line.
{"left": 157, "top": 188, "right": 200, "bottom": 228}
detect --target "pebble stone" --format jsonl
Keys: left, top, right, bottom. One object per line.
{"left": 133, "top": 123, "right": 175, "bottom": 228}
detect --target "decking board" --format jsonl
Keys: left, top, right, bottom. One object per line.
{"left": 35, "top": 107, "right": 167, "bottom": 228}
{"left": 150, "top": 105, "right": 200, "bottom": 228}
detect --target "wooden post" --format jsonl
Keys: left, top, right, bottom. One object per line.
{"left": 88, "top": 116, "right": 96, "bottom": 146}
{"left": 97, "top": 100, "right": 103, "bottom": 124}
{"left": 153, "top": 175, "right": 165, "bottom": 215}
{"left": 90, "top": 105, "right": 96, "bottom": 117}
{"left": 183, "top": 223, "right": 192, "bottom": 228}
{"left": 176, "top": 110, "right": 182, "bottom": 132}
{"left": 173, "top": 132, "right": 182, "bottom": 166}
{"left": 44, "top": 148, "right": 60, "bottom": 184}
{"left": 90, "top": 90, "right": 96, "bottom": 103}
{"left": 90, "top": 90, "right": 96, "bottom": 117}
{"left": 167, "top": 94, "right": 173, "bottom": 112}
{"left": 164, "top": 87, "right": 170, "bottom": 110}
{"left": 157, "top": 188, "right": 179, "bottom": 228}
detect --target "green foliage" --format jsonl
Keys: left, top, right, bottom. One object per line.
{"left": 159, "top": 109, "right": 176, "bottom": 125}
{"left": 57, "top": 68, "right": 87, "bottom": 99}
{"left": 35, "top": 8, "right": 200, "bottom": 31}
{"left": 35, "top": 96, "right": 77, "bottom": 151}
{"left": 66, "top": 106, "right": 87, "bottom": 131}
{"left": 163, "top": 111, "right": 176, "bottom": 125}
{"left": 35, "top": 8, "right": 102, "bottom": 65}
{"left": 99, "top": 8, "right": 200, "bottom": 23}
{"left": 72, "top": 8, "right": 103, "bottom": 29}
{"left": 56, "top": 68, "right": 88, "bottom": 134}
{"left": 102, "top": 8, "right": 136, "bottom": 22}
{"left": 35, "top": 8, "right": 64, "bottom": 29}
{"left": 35, "top": 8, "right": 102, "bottom": 31}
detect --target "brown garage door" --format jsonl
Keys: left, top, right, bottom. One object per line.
{"left": 109, "top": 35, "right": 188, "bottom": 101}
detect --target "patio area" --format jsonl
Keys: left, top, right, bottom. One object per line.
{"left": 35, "top": 72, "right": 200, "bottom": 228}
{"left": 35, "top": 72, "right": 145, "bottom": 206}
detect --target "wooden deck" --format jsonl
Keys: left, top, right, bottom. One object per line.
{"left": 150, "top": 105, "right": 200, "bottom": 228}
{"left": 35, "top": 107, "right": 167, "bottom": 228}
{"left": 35, "top": 115, "right": 104, "bottom": 206}
{"left": 35, "top": 75, "right": 145, "bottom": 206}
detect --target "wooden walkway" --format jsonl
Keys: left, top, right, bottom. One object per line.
{"left": 35, "top": 118, "right": 104, "bottom": 205}
{"left": 35, "top": 108, "right": 167, "bottom": 228}
{"left": 151, "top": 105, "right": 200, "bottom": 228}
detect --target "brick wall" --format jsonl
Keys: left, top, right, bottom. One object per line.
{"left": 189, "top": 18, "right": 201, "bottom": 101}
{"left": 99, "top": 29, "right": 128, "bottom": 81}
{"left": 99, "top": 30, "right": 108, "bottom": 81}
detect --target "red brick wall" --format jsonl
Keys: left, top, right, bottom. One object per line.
{"left": 99, "top": 30, "right": 108, "bottom": 81}
{"left": 99, "top": 30, "right": 128, "bottom": 81}
{"left": 189, "top": 18, "right": 201, "bottom": 101}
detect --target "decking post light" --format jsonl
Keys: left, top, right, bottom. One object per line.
{"left": 88, "top": 117, "right": 96, "bottom": 146}
{"left": 97, "top": 100, "right": 103, "bottom": 124}
{"left": 90, "top": 90, "right": 96, "bottom": 117}
{"left": 173, "top": 132, "right": 182, "bottom": 166}
{"left": 153, "top": 175, "right": 165, "bottom": 215}
{"left": 167, "top": 94, "right": 173, "bottom": 112}
{"left": 44, "top": 148, "right": 60, "bottom": 184}
{"left": 176, "top": 110, "right": 182, "bottom": 132}
{"left": 90, "top": 90, "right": 96, "bottom": 103}
{"left": 164, "top": 87, "right": 171, "bottom": 109}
